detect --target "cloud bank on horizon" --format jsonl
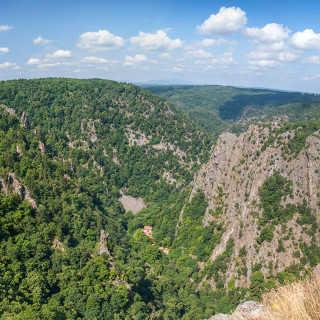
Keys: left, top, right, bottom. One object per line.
{"left": 1, "top": 3, "right": 320, "bottom": 92}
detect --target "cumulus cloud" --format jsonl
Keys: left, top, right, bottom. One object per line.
{"left": 37, "top": 61, "right": 74, "bottom": 69}
{"left": 247, "top": 50, "right": 299, "bottom": 62}
{"left": 199, "top": 38, "right": 227, "bottom": 47}
{"left": 303, "top": 74, "right": 320, "bottom": 81}
{"left": 245, "top": 24, "right": 300, "bottom": 68}
{"left": 47, "top": 50, "right": 72, "bottom": 59}
{"left": 173, "top": 66, "right": 183, "bottom": 73}
{"left": 26, "top": 58, "right": 40, "bottom": 65}
{"left": 256, "top": 41, "right": 287, "bottom": 52}
{"left": 0, "top": 47, "right": 9, "bottom": 54}
{"left": 197, "top": 51, "right": 235, "bottom": 66}
{"left": 290, "top": 29, "right": 320, "bottom": 50}
{"left": 197, "top": 7, "right": 247, "bottom": 36}
{"left": 33, "top": 36, "right": 53, "bottom": 45}
{"left": 248, "top": 59, "right": 282, "bottom": 68}
{"left": 211, "top": 51, "right": 235, "bottom": 65}
{"left": 0, "top": 25, "right": 13, "bottom": 32}
{"left": 0, "top": 61, "right": 20, "bottom": 69}
{"left": 77, "top": 30, "right": 124, "bottom": 52}
{"left": 244, "top": 23, "right": 291, "bottom": 43}
{"left": 81, "top": 56, "right": 109, "bottom": 64}
{"left": 158, "top": 53, "right": 172, "bottom": 59}
{"left": 303, "top": 55, "right": 320, "bottom": 65}
{"left": 37, "top": 62, "right": 61, "bottom": 69}
{"left": 130, "top": 30, "right": 183, "bottom": 51}
{"left": 186, "top": 49, "right": 213, "bottom": 59}
{"left": 124, "top": 54, "right": 148, "bottom": 66}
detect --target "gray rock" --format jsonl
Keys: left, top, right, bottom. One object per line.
{"left": 233, "top": 300, "right": 268, "bottom": 319}
{"left": 21, "top": 111, "right": 31, "bottom": 129}
{"left": 209, "top": 314, "right": 233, "bottom": 320}
{"left": 208, "top": 301, "right": 269, "bottom": 320}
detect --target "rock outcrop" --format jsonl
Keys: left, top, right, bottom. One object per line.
{"left": 209, "top": 301, "right": 268, "bottom": 320}
{"left": 0, "top": 104, "right": 17, "bottom": 117}
{"left": 20, "top": 111, "right": 31, "bottom": 129}
{"left": 190, "top": 124, "right": 320, "bottom": 287}
{"left": 119, "top": 191, "right": 146, "bottom": 214}
{"left": 0, "top": 173, "right": 37, "bottom": 209}
{"left": 98, "top": 230, "right": 113, "bottom": 262}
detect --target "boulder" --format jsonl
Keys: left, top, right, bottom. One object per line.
{"left": 233, "top": 300, "right": 269, "bottom": 319}
{"left": 208, "top": 301, "right": 269, "bottom": 320}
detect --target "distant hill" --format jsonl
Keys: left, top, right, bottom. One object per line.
{"left": 144, "top": 85, "right": 320, "bottom": 136}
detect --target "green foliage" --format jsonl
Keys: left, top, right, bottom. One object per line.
{"left": 0, "top": 78, "right": 217, "bottom": 319}
{"left": 259, "top": 170, "right": 295, "bottom": 224}
{"left": 249, "top": 271, "right": 265, "bottom": 301}
{"left": 257, "top": 225, "right": 275, "bottom": 244}
{"left": 145, "top": 85, "right": 320, "bottom": 136}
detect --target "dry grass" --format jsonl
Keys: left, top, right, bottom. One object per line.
{"left": 262, "top": 272, "right": 320, "bottom": 320}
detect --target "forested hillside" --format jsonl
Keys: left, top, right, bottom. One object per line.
{"left": 145, "top": 85, "right": 320, "bottom": 136}
{"left": 0, "top": 78, "right": 215, "bottom": 319}
{"left": 1, "top": 78, "right": 320, "bottom": 319}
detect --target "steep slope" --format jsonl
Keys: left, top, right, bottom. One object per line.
{"left": 0, "top": 78, "right": 215, "bottom": 319}
{"left": 187, "top": 121, "right": 320, "bottom": 294}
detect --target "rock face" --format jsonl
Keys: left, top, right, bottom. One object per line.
{"left": 20, "top": 111, "right": 31, "bottom": 129}
{"left": 0, "top": 104, "right": 17, "bottom": 117}
{"left": 190, "top": 124, "right": 320, "bottom": 288}
{"left": 0, "top": 173, "right": 37, "bottom": 209}
{"left": 98, "top": 229, "right": 112, "bottom": 259}
{"left": 119, "top": 191, "right": 146, "bottom": 214}
{"left": 52, "top": 237, "right": 65, "bottom": 252}
{"left": 209, "top": 301, "right": 268, "bottom": 320}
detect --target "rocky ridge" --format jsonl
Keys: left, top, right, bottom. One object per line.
{"left": 191, "top": 123, "right": 320, "bottom": 287}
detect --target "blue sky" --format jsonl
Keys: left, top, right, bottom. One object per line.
{"left": 1, "top": 0, "right": 320, "bottom": 92}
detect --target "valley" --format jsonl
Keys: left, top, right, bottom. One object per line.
{"left": 0, "top": 78, "right": 319, "bottom": 319}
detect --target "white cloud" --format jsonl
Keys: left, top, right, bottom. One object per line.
{"left": 247, "top": 50, "right": 299, "bottom": 62}
{"left": 303, "top": 74, "right": 320, "bottom": 81}
{"left": 211, "top": 51, "right": 235, "bottom": 65}
{"left": 303, "top": 55, "right": 320, "bottom": 65}
{"left": 197, "top": 6, "right": 247, "bottom": 36}
{"left": 0, "top": 25, "right": 13, "bottom": 32}
{"left": 47, "top": 50, "right": 72, "bottom": 59}
{"left": 159, "top": 53, "right": 172, "bottom": 59}
{"left": 256, "top": 41, "right": 287, "bottom": 52}
{"left": 186, "top": 49, "right": 213, "bottom": 59}
{"left": 248, "top": 59, "right": 282, "bottom": 68}
{"left": 124, "top": 54, "right": 148, "bottom": 66}
{"left": 192, "top": 38, "right": 227, "bottom": 48}
{"left": 130, "top": 30, "right": 183, "bottom": 51}
{"left": 173, "top": 66, "right": 183, "bottom": 73}
{"left": 0, "top": 61, "right": 20, "bottom": 69}
{"left": 200, "top": 38, "right": 221, "bottom": 47}
{"left": 290, "top": 29, "right": 320, "bottom": 50}
{"left": 26, "top": 58, "right": 40, "bottom": 65}
{"left": 77, "top": 30, "right": 124, "bottom": 52}
{"left": 0, "top": 47, "right": 9, "bottom": 54}
{"left": 37, "top": 62, "right": 61, "bottom": 69}
{"left": 81, "top": 56, "right": 108, "bottom": 64}
{"left": 33, "top": 36, "right": 53, "bottom": 45}
{"left": 244, "top": 23, "right": 291, "bottom": 43}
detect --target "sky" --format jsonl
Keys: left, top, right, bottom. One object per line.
{"left": 1, "top": 0, "right": 320, "bottom": 92}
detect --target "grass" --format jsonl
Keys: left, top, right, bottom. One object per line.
{"left": 262, "top": 271, "right": 320, "bottom": 320}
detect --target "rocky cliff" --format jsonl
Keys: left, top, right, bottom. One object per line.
{"left": 191, "top": 123, "right": 320, "bottom": 288}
